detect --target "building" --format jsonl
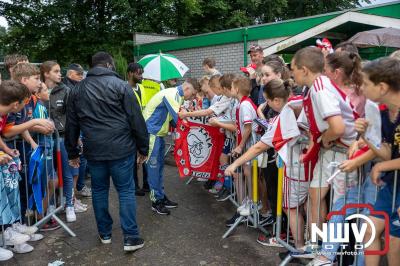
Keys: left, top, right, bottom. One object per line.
{"left": 133, "top": 1, "right": 400, "bottom": 78}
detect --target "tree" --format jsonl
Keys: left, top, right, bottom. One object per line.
{"left": 0, "top": 0, "right": 370, "bottom": 68}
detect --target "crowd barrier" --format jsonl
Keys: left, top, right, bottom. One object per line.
{"left": 1, "top": 130, "right": 76, "bottom": 251}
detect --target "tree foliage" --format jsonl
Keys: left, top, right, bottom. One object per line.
{"left": 0, "top": 0, "right": 369, "bottom": 67}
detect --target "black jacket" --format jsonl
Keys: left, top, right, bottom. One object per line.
{"left": 49, "top": 83, "right": 70, "bottom": 134}
{"left": 62, "top": 77, "right": 78, "bottom": 90}
{"left": 65, "top": 66, "right": 149, "bottom": 161}
{"left": 249, "top": 78, "right": 261, "bottom": 107}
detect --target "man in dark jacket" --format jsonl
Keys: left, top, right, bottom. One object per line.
{"left": 65, "top": 52, "right": 148, "bottom": 252}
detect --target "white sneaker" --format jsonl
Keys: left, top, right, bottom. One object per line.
{"left": 0, "top": 228, "right": 30, "bottom": 246}
{"left": 237, "top": 198, "right": 250, "bottom": 213}
{"left": 239, "top": 204, "right": 252, "bottom": 216}
{"left": 76, "top": 199, "right": 88, "bottom": 208}
{"left": 306, "top": 257, "right": 333, "bottom": 266}
{"left": 12, "top": 222, "right": 38, "bottom": 235}
{"left": 11, "top": 243, "right": 34, "bottom": 254}
{"left": 28, "top": 233, "right": 44, "bottom": 242}
{"left": 196, "top": 178, "right": 208, "bottom": 182}
{"left": 0, "top": 247, "right": 13, "bottom": 261}
{"left": 66, "top": 207, "right": 76, "bottom": 222}
{"left": 74, "top": 201, "right": 87, "bottom": 213}
{"left": 77, "top": 185, "right": 92, "bottom": 197}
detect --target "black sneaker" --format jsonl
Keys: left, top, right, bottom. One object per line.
{"left": 214, "top": 187, "right": 226, "bottom": 198}
{"left": 162, "top": 195, "right": 178, "bottom": 209}
{"left": 135, "top": 189, "right": 145, "bottom": 196}
{"left": 259, "top": 213, "right": 275, "bottom": 226}
{"left": 124, "top": 237, "right": 144, "bottom": 252}
{"left": 216, "top": 189, "right": 231, "bottom": 202}
{"left": 151, "top": 200, "right": 170, "bottom": 215}
{"left": 99, "top": 234, "right": 112, "bottom": 244}
{"left": 225, "top": 212, "right": 247, "bottom": 227}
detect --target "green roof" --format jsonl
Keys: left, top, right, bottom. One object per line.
{"left": 134, "top": 1, "right": 400, "bottom": 56}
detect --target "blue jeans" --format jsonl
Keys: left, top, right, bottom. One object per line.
{"left": 146, "top": 136, "right": 165, "bottom": 202}
{"left": 87, "top": 155, "right": 139, "bottom": 238}
{"left": 320, "top": 177, "right": 377, "bottom": 263}
{"left": 77, "top": 155, "right": 88, "bottom": 191}
{"left": 60, "top": 138, "right": 76, "bottom": 207}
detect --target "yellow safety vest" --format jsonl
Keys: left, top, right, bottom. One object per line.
{"left": 141, "top": 79, "right": 161, "bottom": 106}
{"left": 133, "top": 84, "right": 146, "bottom": 111}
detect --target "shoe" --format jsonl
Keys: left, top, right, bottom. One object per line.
{"left": 0, "top": 247, "right": 13, "bottom": 261}
{"left": 225, "top": 212, "right": 247, "bottom": 227}
{"left": 279, "top": 251, "right": 302, "bottom": 264}
{"left": 162, "top": 195, "right": 178, "bottom": 209}
{"left": 77, "top": 185, "right": 92, "bottom": 197}
{"left": 256, "top": 236, "right": 283, "bottom": 247}
{"left": 40, "top": 219, "right": 61, "bottom": 232}
{"left": 142, "top": 184, "right": 150, "bottom": 193}
{"left": 0, "top": 228, "right": 30, "bottom": 246}
{"left": 74, "top": 201, "right": 88, "bottom": 213}
{"left": 237, "top": 198, "right": 250, "bottom": 213}
{"left": 151, "top": 201, "right": 170, "bottom": 215}
{"left": 12, "top": 222, "right": 38, "bottom": 235}
{"left": 306, "top": 257, "right": 333, "bottom": 266}
{"left": 214, "top": 187, "right": 226, "bottom": 198}
{"left": 124, "top": 237, "right": 144, "bottom": 252}
{"left": 66, "top": 206, "right": 76, "bottom": 222}
{"left": 216, "top": 189, "right": 232, "bottom": 202}
{"left": 76, "top": 198, "right": 88, "bottom": 208}
{"left": 208, "top": 187, "right": 221, "bottom": 194}
{"left": 135, "top": 189, "right": 145, "bottom": 196}
{"left": 11, "top": 243, "right": 34, "bottom": 254}
{"left": 239, "top": 203, "right": 252, "bottom": 216}
{"left": 292, "top": 245, "right": 317, "bottom": 259}
{"left": 28, "top": 233, "right": 44, "bottom": 242}
{"left": 259, "top": 213, "right": 275, "bottom": 226}
{"left": 197, "top": 178, "right": 208, "bottom": 182}
{"left": 99, "top": 234, "right": 112, "bottom": 244}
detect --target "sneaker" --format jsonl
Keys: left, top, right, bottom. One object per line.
{"left": 12, "top": 222, "right": 38, "bottom": 235}
{"left": 259, "top": 213, "right": 275, "bottom": 226}
{"left": 216, "top": 189, "right": 232, "bottom": 202}
{"left": 256, "top": 236, "right": 283, "bottom": 247}
{"left": 196, "top": 178, "right": 208, "bottom": 182}
{"left": 66, "top": 206, "right": 76, "bottom": 222}
{"left": 208, "top": 187, "right": 221, "bottom": 194}
{"left": 0, "top": 247, "right": 13, "bottom": 261}
{"left": 237, "top": 198, "right": 250, "bottom": 213}
{"left": 214, "top": 187, "right": 226, "bottom": 198}
{"left": 40, "top": 219, "right": 61, "bottom": 232}
{"left": 279, "top": 251, "right": 302, "bottom": 265}
{"left": 124, "top": 237, "right": 144, "bottom": 252}
{"left": 151, "top": 200, "right": 170, "bottom": 215}
{"left": 99, "top": 234, "right": 112, "bottom": 244}
{"left": 135, "top": 189, "right": 145, "bottom": 196}
{"left": 28, "top": 233, "right": 44, "bottom": 242}
{"left": 225, "top": 212, "right": 247, "bottom": 227}
{"left": 77, "top": 185, "right": 92, "bottom": 197}
{"left": 11, "top": 243, "right": 34, "bottom": 254}
{"left": 292, "top": 245, "right": 317, "bottom": 259}
{"left": 76, "top": 199, "right": 88, "bottom": 208}
{"left": 239, "top": 203, "right": 252, "bottom": 216}
{"left": 162, "top": 195, "right": 178, "bottom": 209}
{"left": 74, "top": 201, "right": 88, "bottom": 213}
{"left": 306, "top": 257, "right": 333, "bottom": 266}
{"left": 0, "top": 228, "right": 30, "bottom": 246}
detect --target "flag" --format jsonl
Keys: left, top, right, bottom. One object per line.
{"left": 174, "top": 117, "right": 225, "bottom": 180}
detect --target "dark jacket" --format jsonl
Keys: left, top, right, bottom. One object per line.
{"left": 249, "top": 78, "right": 261, "bottom": 107}
{"left": 62, "top": 77, "right": 78, "bottom": 90}
{"left": 65, "top": 66, "right": 149, "bottom": 161}
{"left": 49, "top": 83, "right": 70, "bottom": 134}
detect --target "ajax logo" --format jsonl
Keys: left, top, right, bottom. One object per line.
{"left": 311, "top": 204, "right": 390, "bottom": 255}
{"left": 187, "top": 127, "right": 212, "bottom": 167}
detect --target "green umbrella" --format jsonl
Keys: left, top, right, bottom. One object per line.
{"left": 138, "top": 52, "right": 189, "bottom": 81}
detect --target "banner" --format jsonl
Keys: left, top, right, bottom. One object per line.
{"left": 174, "top": 117, "right": 225, "bottom": 180}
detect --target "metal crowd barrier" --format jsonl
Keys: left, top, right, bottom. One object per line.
{"left": 0, "top": 130, "right": 76, "bottom": 248}
{"left": 275, "top": 142, "right": 399, "bottom": 266}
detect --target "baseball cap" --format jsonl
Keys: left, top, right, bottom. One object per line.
{"left": 67, "top": 63, "right": 84, "bottom": 74}
{"left": 248, "top": 44, "right": 263, "bottom": 54}
{"left": 240, "top": 63, "right": 257, "bottom": 74}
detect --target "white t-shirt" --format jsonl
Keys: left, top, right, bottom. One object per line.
{"left": 238, "top": 99, "right": 258, "bottom": 148}
{"left": 301, "top": 75, "right": 357, "bottom": 146}
{"left": 209, "top": 95, "right": 231, "bottom": 117}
